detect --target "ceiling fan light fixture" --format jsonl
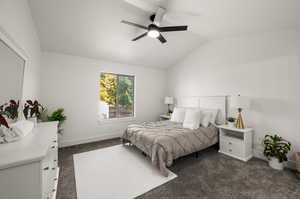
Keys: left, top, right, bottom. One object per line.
{"left": 147, "top": 29, "right": 160, "bottom": 38}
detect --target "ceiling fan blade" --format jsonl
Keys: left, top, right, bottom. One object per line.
{"left": 121, "top": 20, "right": 148, "bottom": 30}
{"left": 157, "top": 34, "right": 167, "bottom": 44}
{"left": 159, "top": 25, "right": 188, "bottom": 32}
{"left": 132, "top": 32, "right": 148, "bottom": 41}
{"left": 124, "top": 0, "right": 158, "bottom": 13}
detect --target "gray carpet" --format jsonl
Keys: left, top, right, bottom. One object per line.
{"left": 57, "top": 138, "right": 300, "bottom": 199}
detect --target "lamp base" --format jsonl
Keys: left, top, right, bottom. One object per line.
{"left": 236, "top": 109, "right": 245, "bottom": 129}
{"left": 166, "top": 104, "right": 171, "bottom": 116}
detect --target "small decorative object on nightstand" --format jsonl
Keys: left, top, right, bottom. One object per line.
{"left": 218, "top": 125, "right": 253, "bottom": 161}
{"left": 160, "top": 114, "right": 171, "bottom": 121}
{"left": 230, "top": 95, "right": 250, "bottom": 129}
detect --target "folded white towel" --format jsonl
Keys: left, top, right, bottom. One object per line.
{"left": 10, "top": 120, "right": 34, "bottom": 138}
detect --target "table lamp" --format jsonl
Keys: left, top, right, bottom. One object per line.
{"left": 231, "top": 95, "right": 250, "bottom": 129}
{"left": 164, "top": 97, "right": 174, "bottom": 116}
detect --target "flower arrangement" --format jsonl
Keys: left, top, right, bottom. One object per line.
{"left": 3, "top": 100, "right": 19, "bottom": 120}
{"left": 23, "top": 100, "right": 45, "bottom": 119}
{"left": 0, "top": 100, "right": 20, "bottom": 129}
{"left": 0, "top": 105, "right": 9, "bottom": 128}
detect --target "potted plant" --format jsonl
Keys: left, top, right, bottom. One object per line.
{"left": 227, "top": 117, "right": 236, "bottom": 127}
{"left": 47, "top": 108, "right": 67, "bottom": 134}
{"left": 0, "top": 106, "right": 9, "bottom": 129}
{"left": 263, "top": 134, "right": 291, "bottom": 170}
{"left": 23, "top": 100, "right": 44, "bottom": 124}
{"left": 3, "top": 100, "right": 19, "bottom": 123}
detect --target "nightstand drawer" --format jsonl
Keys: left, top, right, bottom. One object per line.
{"left": 220, "top": 139, "right": 244, "bottom": 157}
{"left": 218, "top": 125, "right": 253, "bottom": 161}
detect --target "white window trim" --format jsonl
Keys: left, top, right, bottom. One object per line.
{"left": 98, "top": 72, "right": 136, "bottom": 123}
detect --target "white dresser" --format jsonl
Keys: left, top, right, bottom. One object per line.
{"left": 0, "top": 122, "right": 59, "bottom": 199}
{"left": 218, "top": 125, "right": 253, "bottom": 161}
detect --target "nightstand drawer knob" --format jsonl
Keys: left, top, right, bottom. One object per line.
{"left": 228, "top": 142, "right": 232, "bottom": 145}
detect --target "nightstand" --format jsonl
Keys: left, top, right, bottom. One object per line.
{"left": 218, "top": 125, "right": 253, "bottom": 161}
{"left": 159, "top": 114, "right": 171, "bottom": 121}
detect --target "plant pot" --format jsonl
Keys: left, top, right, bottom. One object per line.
{"left": 269, "top": 157, "right": 284, "bottom": 170}
{"left": 227, "top": 122, "right": 235, "bottom": 127}
{"left": 28, "top": 117, "right": 37, "bottom": 127}
{"left": 296, "top": 152, "right": 300, "bottom": 172}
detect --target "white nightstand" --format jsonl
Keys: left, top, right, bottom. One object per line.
{"left": 159, "top": 114, "right": 171, "bottom": 121}
{"left": 218, "top": 125, "right": 253, "bottom": 161}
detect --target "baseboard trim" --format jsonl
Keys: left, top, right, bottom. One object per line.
{"left": 59, "top": 133, "right": 122, "bottom": 148}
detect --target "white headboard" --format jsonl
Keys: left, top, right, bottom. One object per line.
{"left": 176, "top": 96, "right": 228, "bottom": 125}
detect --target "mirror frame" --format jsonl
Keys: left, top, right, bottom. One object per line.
{"left": 0, "top": 25, "right": 28, "bottom": 104}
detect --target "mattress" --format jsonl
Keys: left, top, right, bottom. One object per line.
{"left": 122, "top": 120, "right": 218, "bottom": 176}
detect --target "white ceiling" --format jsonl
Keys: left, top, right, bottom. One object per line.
{"left": 29, "top": 0, "right": 300, "bottom": 68}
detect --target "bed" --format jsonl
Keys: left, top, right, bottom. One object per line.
{"left": 122, "top": 96, "right": 228, "bottom": 176}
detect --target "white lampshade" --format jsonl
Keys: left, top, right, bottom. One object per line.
{"left": 231, "top": 96, "right": 250, "bottom": 109}
{"left": 164, "top": 97, "right": 174, "bottom": 105}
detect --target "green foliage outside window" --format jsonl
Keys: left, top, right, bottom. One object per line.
{"left": 118, "top": 76, "right": 134, "bottom": 108}
{"left": 100, "top": 74, "right": 117, "bottom": 105}
{"left": 100, "top": 73, "right": 134, "bottom": 109}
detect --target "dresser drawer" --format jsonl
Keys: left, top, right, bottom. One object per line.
{"left": 220, "top": 138, "right": 244, "bottom": 158}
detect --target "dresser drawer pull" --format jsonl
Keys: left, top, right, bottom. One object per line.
{"left": 54, "top": 178, "right": 58, "bottom": 181}
{"left": 52, "top": 167, "right": 56, "bottom": 170}
{"left": 52, "top": 189, "right": 56, "bottom": 192}
{"left": 53, "top": 140, "right": 57, "bottom": 143}
{"left": 43, "top": 167, "right": 49, "bottom": 171}
{"left": 228, "top": 142, "right": 232, "bottom": 145}
{"left": 54, "top": 159, "right": 57, "bottom": 162}
{"left": 51, "top": 146, "right": 55, "bottom": 149}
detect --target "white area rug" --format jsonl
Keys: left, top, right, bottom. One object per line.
{"left": 73, "top": 145, "right": 177, "bottom": 199}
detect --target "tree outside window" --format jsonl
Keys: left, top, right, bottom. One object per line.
{"left": 99, "top": 73, "right": 134, "bottom": 119}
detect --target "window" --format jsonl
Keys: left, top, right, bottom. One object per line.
{"left": 99, "top": 73, "right": 135, "bottom": 120}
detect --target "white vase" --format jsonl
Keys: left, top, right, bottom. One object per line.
{"left": 28, "top": 117, "right": 37, "bottom": 127}
{"left": 228, "top": 122, "right": 235, "bottom": 127}
{"left": 269, "top": 157, "right": 284, "bottom": 170}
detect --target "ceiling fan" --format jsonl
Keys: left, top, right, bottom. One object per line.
{"left": 121, "top": 6, "right": 188, "bottom": 44}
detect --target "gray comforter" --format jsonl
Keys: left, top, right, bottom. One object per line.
{"left": 122, "top": 121, "right": 218, "bottom": 176}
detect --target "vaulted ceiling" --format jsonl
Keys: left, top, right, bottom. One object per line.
{"left": 29, "top": 0, "right": 300, "bottom": 68}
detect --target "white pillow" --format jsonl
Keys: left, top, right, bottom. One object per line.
{"left": 183, "top": 109, "right": 202, "bottom": 129}
{"left": 200, "top": 112, "right": 212, "bottom": 128}
{"left": 170, "top": 107, "right": 186, "bottom": 123}
{"left": 200, "top": 108, "right": 219, "bottom": 124}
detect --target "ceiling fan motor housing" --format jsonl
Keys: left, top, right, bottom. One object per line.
{"left": 148, "top": 23, "right": 159, "bottom": 31}
{"left": 150, "top": 14, "right": 156, "bottom": 22}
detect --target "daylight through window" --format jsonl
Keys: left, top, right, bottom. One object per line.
{"left": 99, "top": 73, "right": 134, "bottom": 119}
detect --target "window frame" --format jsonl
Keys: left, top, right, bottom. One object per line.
{"left": 98, "top": 72, "right": 136, "bottom": 122}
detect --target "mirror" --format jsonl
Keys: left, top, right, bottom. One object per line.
{"left": 0, "top": 38, "right": 25, "bottom": 105}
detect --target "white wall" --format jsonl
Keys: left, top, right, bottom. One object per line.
{"left": 40, "top": 52, "right": 167, "bottom": 147}
{"left": 168, "top": 29, "right": 300, "bottom": 160}
{"left": 0, "top": 0, "right": 41, "bottom": 100}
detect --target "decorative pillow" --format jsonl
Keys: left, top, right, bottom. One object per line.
{"left": 170, "top": 107, "right": 186, "bottom": 123}
{"left": 200, "top": 112, "right": 213, "bottom": 128}
{"left": 200, "top": 108, "right": 219, "bottom": 125}
{"left": 183, "top": 109, "right": 202, "bottom": 129}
